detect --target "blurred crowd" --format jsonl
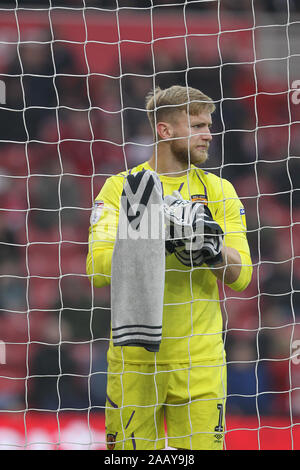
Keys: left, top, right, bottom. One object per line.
{"left": 0, "top": 4, "right": 300, "bottom": 424}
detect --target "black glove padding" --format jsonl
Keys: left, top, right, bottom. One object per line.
{"left": 164, "top": 191, "right": 204, "bottom": 257}
{"left": 175, "top": 205, "right": 224, "bottom": 267}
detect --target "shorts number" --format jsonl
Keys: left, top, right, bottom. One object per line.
{"left": 215, "top": 403, "right": 224, "bottom": 433}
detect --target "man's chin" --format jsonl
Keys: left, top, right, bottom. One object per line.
{"left": 191, "top": 151, "right": 209, "bottom": 166}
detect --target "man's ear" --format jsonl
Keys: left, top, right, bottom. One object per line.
{"left": 156, "top": 122, "right": 173, "bottom": 141}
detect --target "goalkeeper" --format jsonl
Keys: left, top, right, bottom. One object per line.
{"left": 86, "top": 85, "right": 252, "bottom": 450}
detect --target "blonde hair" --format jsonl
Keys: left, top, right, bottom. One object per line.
{"left": 145, "top": 85, "right": 215, "bottom": 136}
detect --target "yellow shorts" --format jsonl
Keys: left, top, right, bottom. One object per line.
{"left": 105, "top": 360, "right": 227, "bottom": 450}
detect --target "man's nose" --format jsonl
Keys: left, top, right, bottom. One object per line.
{"left": 202, "top": 127, "right": 212, "bottom": 141}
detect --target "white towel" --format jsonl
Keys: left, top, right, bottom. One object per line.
{"left": 111, "top": 170, "right": 165, "bottom": 352}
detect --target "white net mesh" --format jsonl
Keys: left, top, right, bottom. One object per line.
{"left": 0, "top": 0, "right": 300, "bottom": 450}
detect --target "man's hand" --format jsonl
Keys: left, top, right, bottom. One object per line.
{"left": 174, "top": 205, "right": 224, "bottom": 267}
{"left": 164, "top": 191, "right": 205, "bottom": 259}
{"left": 197, "top": 205, "right": 224, "bottom": 266}
{"left": 164, "top": 193, "right": 224, "bottom": 267}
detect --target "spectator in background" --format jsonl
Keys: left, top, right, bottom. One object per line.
{"left": 226, "top": 337, "right": 275, "bottom": 416}
{"left": 0, "top": 40, "right": 57, "bottom": 143}
{"left": 28, "top": 314, "right": 89, "bottom": 411}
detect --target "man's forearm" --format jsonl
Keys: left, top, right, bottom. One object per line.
{"left": 209, "top": 246, "right": 242, "bottom": 285}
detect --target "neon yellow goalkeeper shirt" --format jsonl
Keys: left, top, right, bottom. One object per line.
{"left": 86, "top": 161, "right": 252, "bottom": 365}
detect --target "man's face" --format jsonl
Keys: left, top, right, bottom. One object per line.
{"left": 169, "top": 110, "right": 213, "bottom": 166}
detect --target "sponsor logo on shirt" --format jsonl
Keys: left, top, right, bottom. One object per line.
{"left": 191, "top": 194, "right": 208, "bottom": 205}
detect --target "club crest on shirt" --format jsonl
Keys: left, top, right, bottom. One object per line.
{"left": 90, "top": 200, "right": 104, "bottom": 225}
{"left": 191, "top": 194, "right": 208, "bottom": 205}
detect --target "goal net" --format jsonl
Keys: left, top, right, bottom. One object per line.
{"left": 0, "top": 0, "right": 300, "bottom": 450}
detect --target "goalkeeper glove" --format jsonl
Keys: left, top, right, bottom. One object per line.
{"left": 164, "top": 191, "right": 205, "bottom": 258}
{"left": 200, "top": 205, "right": 224, "bottom": 266}
{"left": 174, "top": 205, "right": 224, "bottom": 267}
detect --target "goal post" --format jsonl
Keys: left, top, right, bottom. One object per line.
{"left": 0, "top": 0, "right": 300, "bottom": 450}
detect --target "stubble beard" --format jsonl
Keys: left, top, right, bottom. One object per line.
{"left": 170, "top": 139, "right": 209, "bottom": 168}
